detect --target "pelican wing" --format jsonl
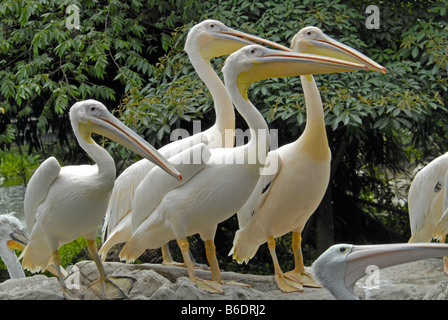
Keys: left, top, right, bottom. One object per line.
{"left": 131, "top": 143, "right": 211, "bottom": 232}
{"left": 102, "top": 132, "right": 208, "bottom": 240}
{"left": 24, "top": 157, "right": 61, "bottom": 231}
{"left": 236, "top": 150, "right": 282, "bottom": 229}
{"left": 102, "top": 158, "right": 154, "bottom": 240}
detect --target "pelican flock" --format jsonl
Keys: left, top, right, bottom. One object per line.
{"left": 8, "top": 18, "right": 444, "bottom": 301}
{"left": 99, "top": 19, "right": 290, "bottom": 265}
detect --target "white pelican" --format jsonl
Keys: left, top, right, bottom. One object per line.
{"left": 230, "top": 27, "right": 386, "bottom": 293}
{"left": 21, "top": 100, "right": 180, "bottom": 299}
{"left": 0, "top": 213, "right": 29, "bottom": 279}
{"left": 408, "top": 152, "right": 448, "bottom": 271}
{"left": 312, "top": 242, "right": 448, "bottom": 300}
{"left": 99, "top": 20, "right": 290, "bottom": 264}
{"left": 119, "top": 44, "right": 367, "bottom": 293}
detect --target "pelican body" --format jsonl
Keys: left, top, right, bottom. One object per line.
{"left": 408, "top": 152, "right": 448, "bottom": 272}
{"left": 230, "top": 27, "right": 386, "bottom": 293}
{"left": 22, "top": 100, "right": 180, "bottom": 299}
{"left": 312, "top": 242, "right": 448, "bottom": 300}
{"left": 99, "top": 20, "right": 290, "bottom": 263}
{"left": 119, "top": 44, "right": 367, "bottom": 293}
{"left": 408, "top": 152, "right": 448, "bottom": 242}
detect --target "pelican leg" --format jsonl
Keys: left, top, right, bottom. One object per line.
{"left": 267, "top": 236, "right": 303, "bottom": 293}
{"left": 162, "top": 242, "right": 210, "bottom": 270}
{"left": 162, "top": 243, "right": 186, "bottom": 267}
{"left": 204, "top": 240, "right": 249, "bottom": 287}
{"left": 52, "top": 251, "right": 82, "bottom": 300}
{"left": 204, "top": 240, "right": 221, "bottom": 281}
{"left": 177, "top": 238, "right": 223, "bottom": 294}
{"left": 86, "top": 239, "right": 136, "bottom": 300}
{"left": 284, "top": 232, "right": 321, "bottom": 288}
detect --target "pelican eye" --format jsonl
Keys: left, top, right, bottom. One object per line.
{"left": 210, "top": 23, "right": 215, "bottom": 28}
{"left": 337, "top": 246, "right": 349, "bottom": 254}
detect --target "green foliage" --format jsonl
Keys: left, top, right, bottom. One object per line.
{"left": 0, "top": 147, "right": 40, "bottom": 186}
{"left": 0, "top": 0, "right": 201, "bottom": 155}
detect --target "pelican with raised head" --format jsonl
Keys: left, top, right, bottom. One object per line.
{"left": 0, "top": 213, "right": 28, "bottom": 279}
{"left": 119, "top": 44, "right": 367, "bottom": 294}
{"left": 408, "top": 152, "right": 448, "bottom": 272}
{"left": 99, "top": 20, "right": 290, "bottom": 264}
{"left": 312, "top": 242, "right": 448, "bottom": 300}
{"left": 230, "top": 27, "right": 386, "bottom": 293}
{"left": 21, "top": 100, "right": 180, "bottom": 299}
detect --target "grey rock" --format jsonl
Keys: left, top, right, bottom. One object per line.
{"left": 0, "top": 258, "right": 447, "bottom": 300}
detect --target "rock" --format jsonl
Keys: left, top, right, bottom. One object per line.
{"left": 0, "top": 274, "right": 63, "bottom": 300}
{"left": 0, "top": 258, "right": 447, "bottom": 300}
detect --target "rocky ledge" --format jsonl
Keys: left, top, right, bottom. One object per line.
{"left": 0, "top": 258, "right": 447, "bottom": 300}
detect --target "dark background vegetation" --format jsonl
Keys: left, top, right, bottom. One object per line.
{"left": 1, "top": 0, "right": 447, "bottom": 275}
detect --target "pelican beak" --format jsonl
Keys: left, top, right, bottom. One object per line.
{"left": 303, "top": 32, "right": 386, "bottom": 74}
{"left": 7, "top": 229, "right": 29, "bottom": 251}
{"left": 84, "top": 110, "right": 182, "bottom": 181}
{"left": 344, "top": 243, "right": 448, "bottom": 292}
{"left": 237, "top": 48, "right": 367, "bottom": 100}
{"left": 202, "top": 26, "right": 290, "bottom": 59}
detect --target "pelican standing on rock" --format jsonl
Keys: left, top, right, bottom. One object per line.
{"left": 408, "top": 152, "right": 448, "bottom": 271}
{"left": 230, "top": 27, "right": 386, "bottom": 293}
{"left": 0, "top": 213, "right": 29, "bottom": 279}
{"left": 21, "top": 100, "right": 180, "bottom": 299}
{"left": 119, "top": 44, "right": 367, "bottom": 294}
{"left": 312, "top": 242, "right": 448, "bottom": 300}
{"left": 99, "top": 20, "right": 290, "bottom": 264}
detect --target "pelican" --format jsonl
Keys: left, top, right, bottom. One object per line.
{"left": 408, "top": 152, "right": 448, "bottom": 271}
{"left": 0, "top": 213, "right": 29, "bottom": 279}
{"left": 119, "top": 44, "right": 367, "bottom": 294}
{"left": 99, "top": 20, "right": 290, "bottom": 264}
{"left": 230, "top": 27, "right": 386, "bottom": 293}
{"left": 21, "top": 100, "right": 180, "bottom": 299}
{"left": 312, "top": 242, "right": 448, "bottom": 300}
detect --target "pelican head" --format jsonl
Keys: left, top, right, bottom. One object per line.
{"left": 185, "top": 19, "right": 290, "bottom": 61}
{"left": 291, "top": 26, "right": 386, "bottom": 74}
{"left": 224, "top": 44, "right": 367, "bottom": 100}
{"left": 70, "top": 100, "right": 181, "bottom": 181}
{"left": 0, "top": 214, "right": 29, "bottom": 252}
{"left": 312, "top": 243, "right": 448, "bottom": 300}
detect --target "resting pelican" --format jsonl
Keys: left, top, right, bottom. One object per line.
{"left": 21, "top": 100, "right": 180, "bottom": 299}
{"left": 408, "top": 152, "right": 448, "bottom": 271}
{"left": 230, "top": 27, "right": 386, "bottom": 293}
{"left": 312, "top": 242, "right": 448, "bottom": 300}
{"left": 0, "top": 213, "right": 29, "bottom": 279}
{"left": 119, "top": 44, "right": 367, "bottom": 293}
{"left": 99, "top": 19, "right": 289, "bottom": 264}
